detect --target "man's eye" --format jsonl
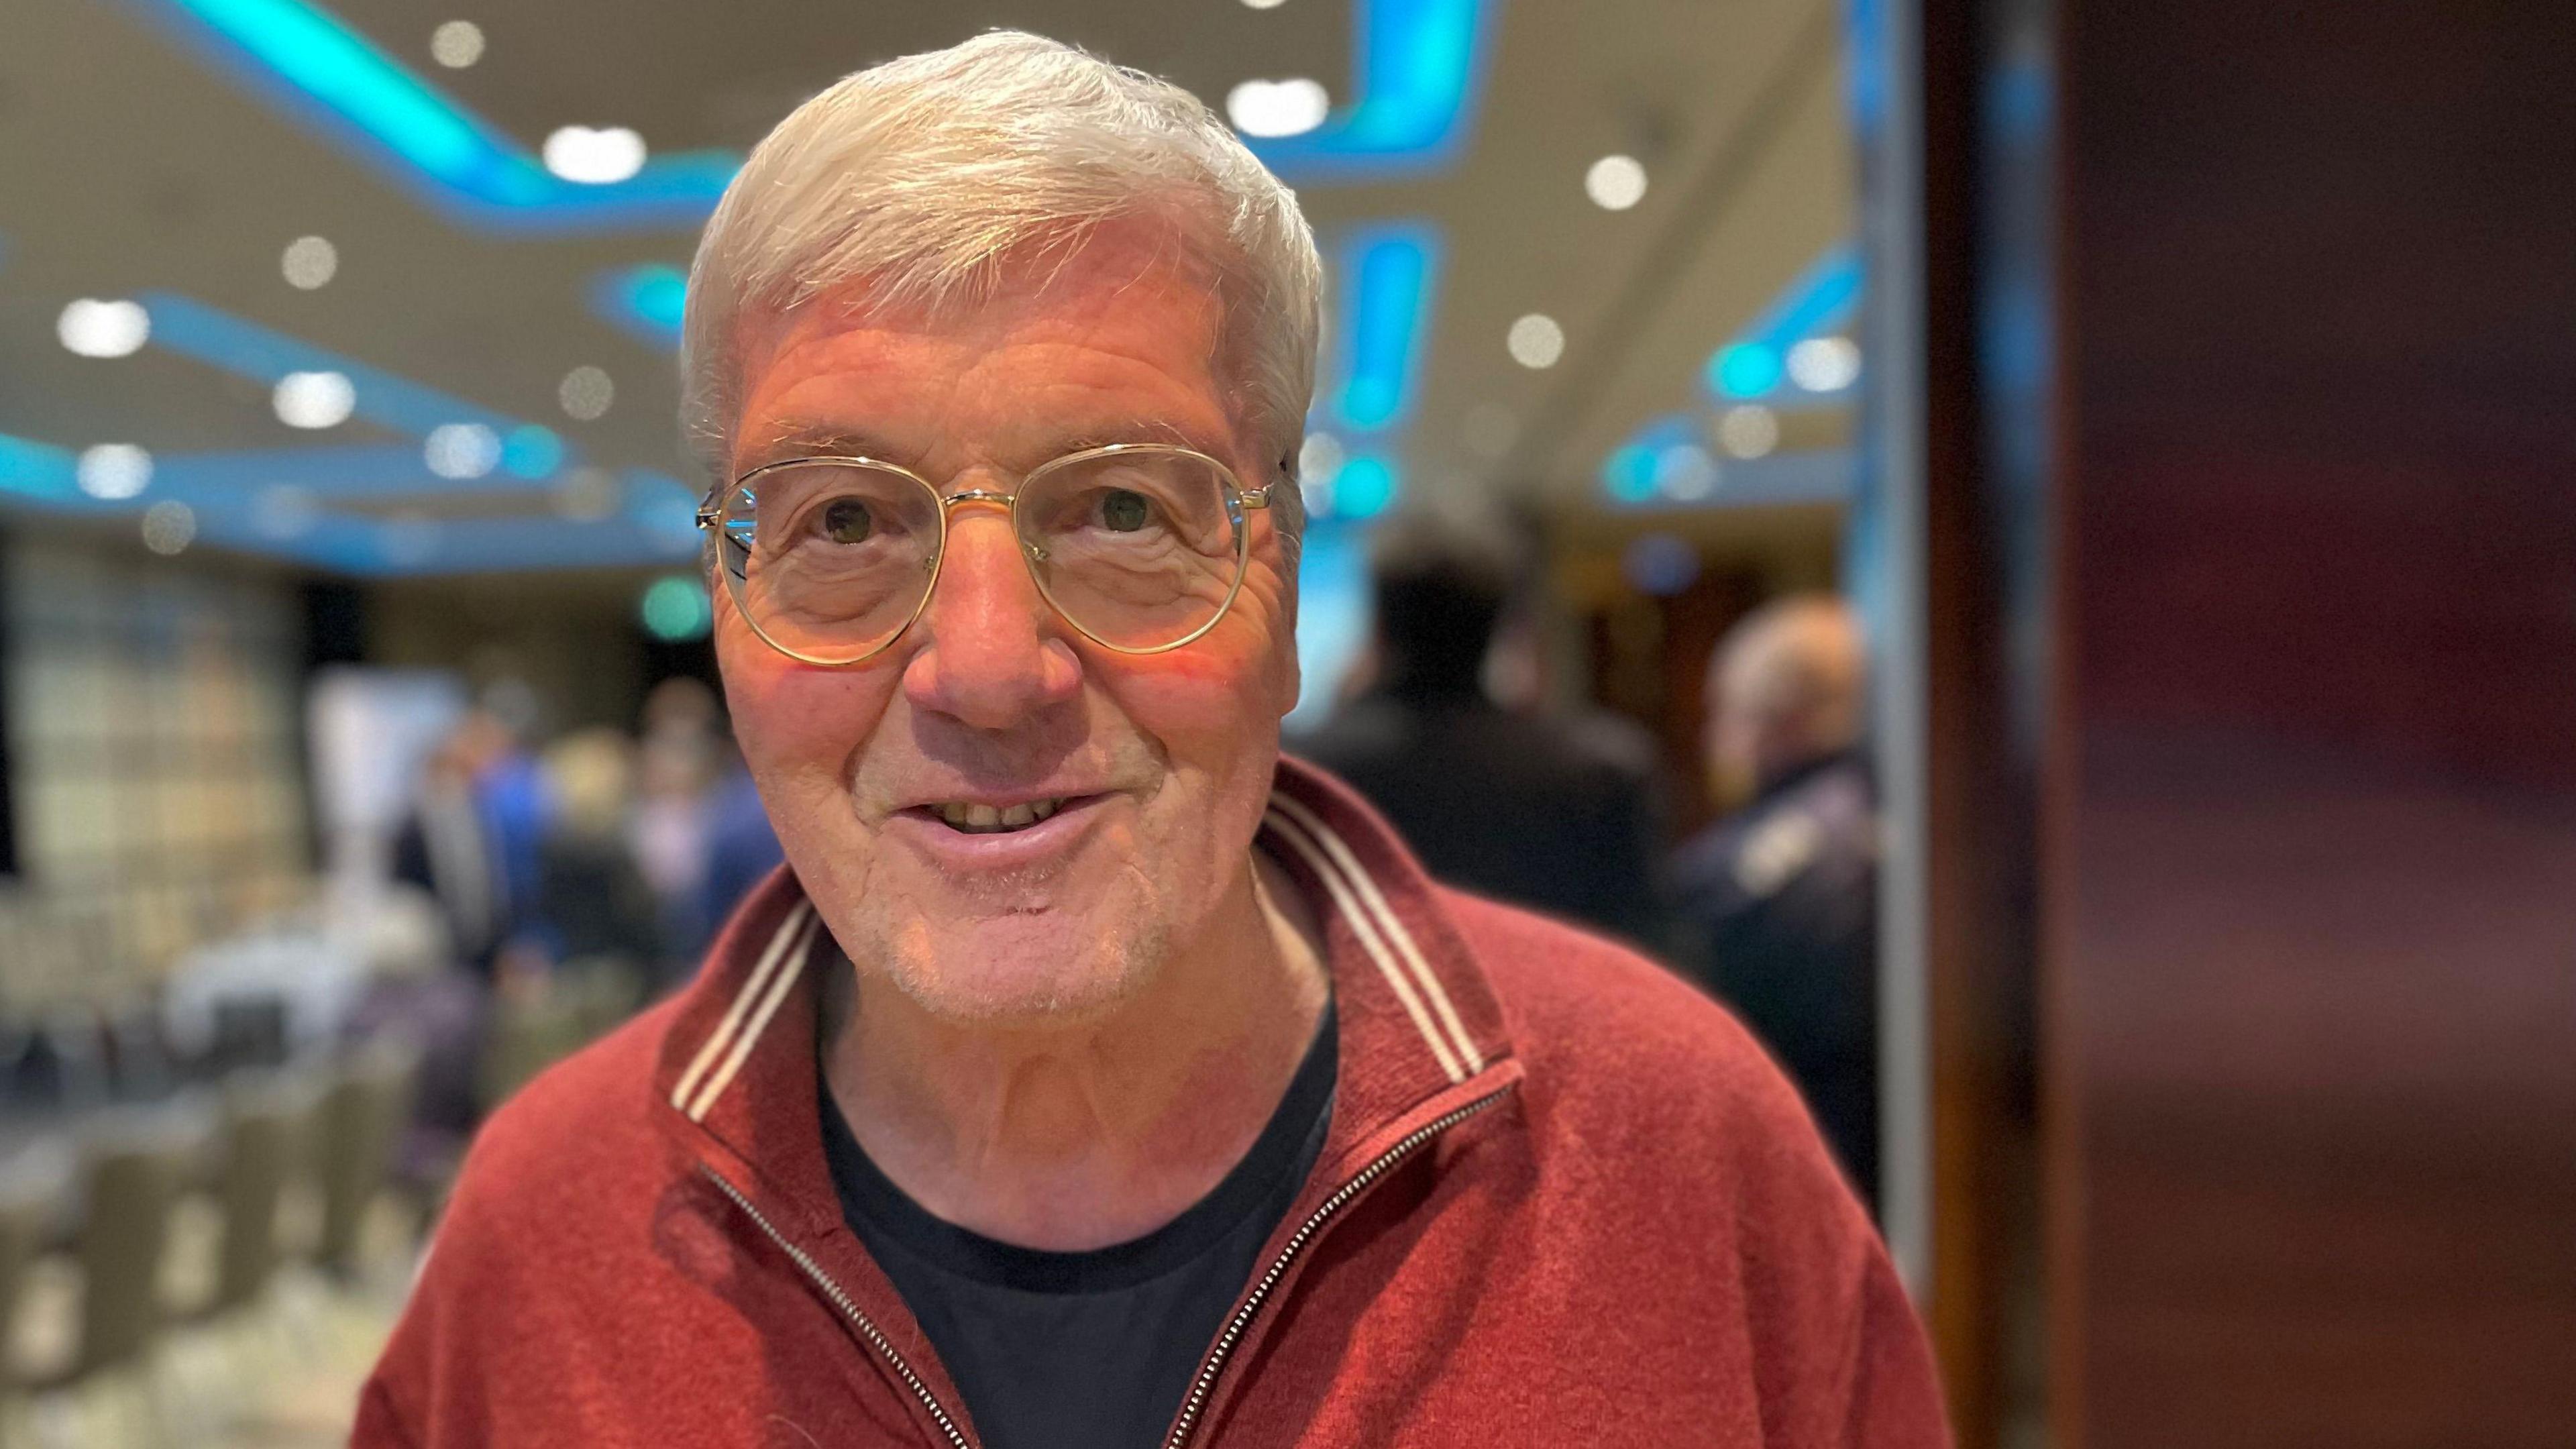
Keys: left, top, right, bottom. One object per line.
{"left": 820, "top": 498, "right": 874, "bottom": 543}
{"left": 1100, "top": 489, "right": 1150, "bottom": 533}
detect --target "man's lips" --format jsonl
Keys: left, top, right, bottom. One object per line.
{"left": 882, "top": 791, "right": 1118, "bottom": 870}
{"left": 894, "top": 790, "right": 1109, "bottom": 835}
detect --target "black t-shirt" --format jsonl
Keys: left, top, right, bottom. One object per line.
{"left": 819, "top": 1006, "right": 1336, "bottom": 1449}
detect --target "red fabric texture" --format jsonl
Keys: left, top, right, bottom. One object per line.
{"left": 356, "top": 758, "right": 1948, "bottom": 1447}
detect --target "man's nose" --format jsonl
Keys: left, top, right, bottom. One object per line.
{"left": 902, "top": 507, "right": 1082, "bottom": 729}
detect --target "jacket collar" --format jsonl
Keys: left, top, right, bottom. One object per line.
{"left": 651, "top": 753, "right": 1518, "bottom": 1218}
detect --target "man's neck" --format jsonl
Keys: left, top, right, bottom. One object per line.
{"left": 820, "top": 849, "right": 1330, "bottom": 1252}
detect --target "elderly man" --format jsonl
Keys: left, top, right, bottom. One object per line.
{"left": 358, "top": 34, "right": 1944, "bottom": 1449}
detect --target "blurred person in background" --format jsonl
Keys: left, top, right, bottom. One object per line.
{"left": 631, "top": 676, "right": 729, "bottom": 959}
{"left": 390, "top": 706, "right": 543, "bottom": 978}
{"left": 529, "top": 729, "right": 666, "bottom": 981}
{"left": 694, "top": 745, "right": 786, "bottom": 959}
{"left": 1670, "top": 595, "right": 1882, "bottom": 1208}
{"left": 1293, "top": 516, "right": 1674, "bottom": 948}
{"left": 360, "top": 34, "right": 1942, "bottom": 1449}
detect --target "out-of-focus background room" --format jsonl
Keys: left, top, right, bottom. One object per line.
{"left": 0, "top": 0, "right": 2570, "bottom": 1443}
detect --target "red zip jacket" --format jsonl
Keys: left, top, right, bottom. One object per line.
{"left": 356, "top": 760, "right": 1948, "bottom": 1447}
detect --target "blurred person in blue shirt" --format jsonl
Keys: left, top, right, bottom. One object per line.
{"left": 1670, "top": 595, "right": 1881, "bottom": 1208}
{"left": 392, "top": 706, "right": 549, "bottom": 977}
{"left": 1293, "top": 517, "right": 1673, "bottom": 948}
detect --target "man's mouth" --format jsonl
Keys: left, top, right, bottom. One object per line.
{"left": 908, "top": 796, "right": 1077, "bottom": 835}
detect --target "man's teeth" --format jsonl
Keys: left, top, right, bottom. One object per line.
{"left": 933, "top": 798, "right": 1063, "bottom": 833}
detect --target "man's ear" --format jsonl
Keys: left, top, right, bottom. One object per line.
{"left": 1273, "top": 629, "right": 1303, "bottom": 720}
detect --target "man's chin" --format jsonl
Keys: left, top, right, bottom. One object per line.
{"left": 877, "top": 910, "right": 1167, "bottom": 1024}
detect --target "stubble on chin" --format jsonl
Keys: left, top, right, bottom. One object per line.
{"left": 849, "top": 856, "right": 1175, "bottom": 1025}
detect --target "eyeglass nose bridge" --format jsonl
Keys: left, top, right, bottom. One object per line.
{"left": 936, "top": 486, "right": 1048, "bottom": 559}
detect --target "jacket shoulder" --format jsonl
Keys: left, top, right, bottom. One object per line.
{"left": 1438, "top": 888, "right": 1856, "bottom": 1197}
{"left": 435, "top": 993, "right": 688, "bottom": 1247}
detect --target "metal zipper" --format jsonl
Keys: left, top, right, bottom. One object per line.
{"left": 1161, "top": 1083, "right": 1515, "bottom": 1449}
{"left": 700, "top": 1165, "right": 976, "bottom": 1449}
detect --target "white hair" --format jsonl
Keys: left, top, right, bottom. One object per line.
{"left": 682, "top": 30, "right": 1320, "bottom": 551}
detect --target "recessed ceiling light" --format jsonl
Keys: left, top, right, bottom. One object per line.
{"left": 543, "top": 126, "right": 647, "bottom": 184}
{"left": 1507, "top": 314, "right": 1564, "bottom": 369}
{"left": 1786, "top": 336, "right": 1862, "bottom": 392}
{"left": 1299, "top": 431, "right": 1345, "bottom": 483}
{"left": 58, "top": 299, "right": 150, "bottom": 358}
{"left": 424, "top": 422, "right": 502, "bottom": 479}
{"left": 274, "top": 370, "right": 356, "bottom": 429}
{"left": 1585, "top": 154, "right": 1648, "bottom": 211}
{"left": 1241, "top": 0, "right": 1289, "bottom": 9}
{"left": 77, "top": 444, "right": 153, "bottom": 500}
{"left": 1717, "top": 405, "right": 1779, "bottom": 460}
{"left": 431, "top": 19, "right": 484, "bottom": 68}
{"left": 1227, "top": 78, "right": 1330, "bottom": 138}
{"left": 142, "top": 500, "right": 197, "bottom": 556}
{"left": 559, "top": 365, "right": 615, "bottom": 421}
{"left": 282, "top": 235, "right": 338, "bottom": 289}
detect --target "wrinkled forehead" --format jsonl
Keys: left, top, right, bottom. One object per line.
{"left": 731, "top": 214, "right": 1241, "bottom": 422}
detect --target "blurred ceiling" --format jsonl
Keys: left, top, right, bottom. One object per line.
{"left": 0, "top": 0, "right": 1854, "bottom": 576}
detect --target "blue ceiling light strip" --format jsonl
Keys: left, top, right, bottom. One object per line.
{"left": 0, "top": 435, "right": 82, "bottom": 504}
{"left": 1331, "top": 223, "right": 1440, "bottom": 433}
{"left": 137, "top": 0, "right": 740, "bottom": 233}
{"left": 1601, "top": 241, "right": 1866, "bottom": 506}
{"left": 136, "top": 291, "right": 566, "bottom": 479}
{"left": 143, "top": 0, "right": 1488, "bottom": 232}
{"left": 1249, "top": 0, "right": 1494, "bottom": 182}
{"left": 153, "top": 443, "right": 503, "bottom": 498}
{"left": 592, "top": 264, "right": 689, "bottom": 349}
{"left": 0, "top": 429, "right": 701, "bottom": 574}
{"left": 1703, "top": 244, "right": 1862, "bottom": 400}
{"left": 1600, "top": 414, "right": 1698, "bottom": 505}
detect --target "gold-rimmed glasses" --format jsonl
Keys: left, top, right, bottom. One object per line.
{"left": 698, "top": 443, "right": 1273, "bottom": 667}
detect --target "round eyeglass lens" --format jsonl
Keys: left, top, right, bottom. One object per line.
{"left": 1014, "top": 449, "right": 1246, "bottom": 651}
{"left": 722, "top": 460, "right": 943, "bottom": 663}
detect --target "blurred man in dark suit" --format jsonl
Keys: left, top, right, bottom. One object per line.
{"left": 1295, "top": 519, "right": 1672, "bottom": 948}
{"left": 1670, "top": 594, "right": 1882, "bottom": 1208}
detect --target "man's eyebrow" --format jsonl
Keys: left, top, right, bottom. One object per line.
{"left": 744, "top": 424, "right": 918, "bottom": 470}
{"left": 1038, "top": 417, "right": 1233, "bottom": 460}
{"left": 745, "top": 417, "right": 1240, "bottom": 473}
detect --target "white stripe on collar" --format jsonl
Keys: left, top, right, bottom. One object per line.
{"left": 1265, "top": 794, "right": 1484, "bottom": 1075}
{"left": 1263, "top": 806, "right": 1466, "bottom": 1084}
{"left": 684, "top": 910, "right": 822, "bottom": 1122}
{"left": 668, "top": 791, "right": 1485, "bottom": 1119}
{"left": 669, "top": 900, "right": 812, "bottom": 1114}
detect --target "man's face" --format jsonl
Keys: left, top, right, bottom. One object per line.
{"left": 716, "top": 227, "right": 1300, "bottom": 1024}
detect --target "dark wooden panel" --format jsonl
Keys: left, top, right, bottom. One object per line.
{"left": 2049, "top": 0, "right": 2576, "bottom": 1443}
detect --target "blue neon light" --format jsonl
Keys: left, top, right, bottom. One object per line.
{"left": 144, "top": 0, "right": 1487, "bottom": 233}
{"left": 1334, "top": 454, "right": 1401, "bottom": 519}
{"left": 1710, "top": 343, "right": 1784, "bottom": 398}
{"left": 592, "top": 264, "right": 689, "bottom": 347}
{"left": 1332, "top": 224, "right": 1440, "bottom": 433}
{"left": 1702, "top": 245, "right": 1862, "bottom": 401}
{"left": 502, "top": 425, "right": 564, "bottom": 479}
{"left": 1249, "top": 0, "right": 1494, "bottom": 181}
{"left": 144, "top": 0, "right": 741, "bottom": 232}
{"left": 1601, "top": 414, "right": 1697, "bottom": 504}
{"left": 0, "top": 435, "right": 82, "bottom": 503}
{"left": 0, "top": 431, "right": 704, "bottom": 574}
